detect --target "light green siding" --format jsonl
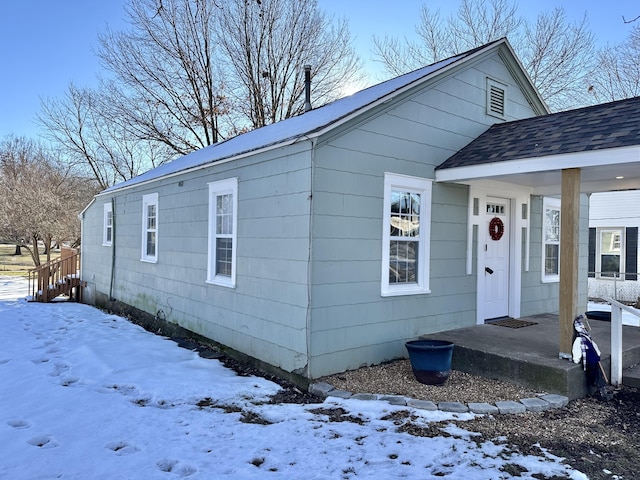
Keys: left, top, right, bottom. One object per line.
{"left": 82, "top": 143, "right": 313, "bottom": 375}
{"left": 306, "top": 52, "right": 539, "bottom": 377}
{"left": 81, "top": 46, "right": 559, "bottom": 381}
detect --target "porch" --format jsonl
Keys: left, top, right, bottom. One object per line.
{"left": 422, "top": 313, "right": 640, "bottom": 400}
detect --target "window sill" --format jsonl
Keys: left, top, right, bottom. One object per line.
{"left": 207, "top": 278, "right": 236, "bottom": 289}
{"left": 541, "top": 275, "right": 559, "bottom": 284}
{"left": 381, "top": 286, "right": 431, "bottom": 297}
{"left": 140, "top": 258, "right": 158, "bottom": 264}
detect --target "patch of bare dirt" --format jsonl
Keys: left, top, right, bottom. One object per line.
{"left": 396, "top": 387, "right": 640, "bottom": 479}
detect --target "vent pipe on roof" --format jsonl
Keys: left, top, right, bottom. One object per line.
{"left": 304, "top": 65, "right": 312, "bottom": 112}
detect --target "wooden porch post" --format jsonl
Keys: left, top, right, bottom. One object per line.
{"left": 559, "top": 168, "right": 581, "bottom": 358}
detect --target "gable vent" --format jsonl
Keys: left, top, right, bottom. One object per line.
{"left": 490, "top": 85, "right": 505, "bottom": 115}
{"left": 486, "top": 78, "right": 507, "bottom": 119}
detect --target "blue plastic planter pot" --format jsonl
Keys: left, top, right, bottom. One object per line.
{"left": 405, "top": 339, "right": 454, "bottom": 385}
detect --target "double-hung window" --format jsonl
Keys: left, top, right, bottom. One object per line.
{"left": 208, "top": 178, "right": 238, "bottom": 287}
{"left": 141, "top": 193, "right": 158, "bottom": 262}
{"left": 542, "top": 197, "right": 560, "bottom": 282}
{"left": 103, "top": 202, "right": 113, "bottom": 246}
{"left": 381, "top": 173, "right": 432, "bottom": 296}
{"left": 599, "top": 228, "right": 624, "bottom": 278}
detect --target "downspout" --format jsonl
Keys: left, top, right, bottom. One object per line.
{"left": 79, "top": 211, "right": 85, "bottom": 300}
{"left": 78, "top": 197, "right": 95, "bottom": 300}
{"left": 109, "top": 197, "right": 116, "bottom": 301}
{"left": 304, "top": 64, "right": 314, "bottom": 379}
{"left": 305, "top": 138, "right": 315, "bottom": 379}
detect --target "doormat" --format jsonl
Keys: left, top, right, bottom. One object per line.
{"left": 488, "top": 318, "right": 538, "bottom": 329}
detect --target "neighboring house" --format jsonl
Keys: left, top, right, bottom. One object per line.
{"left": 79, "top": 38, "right": 639, "bottom": 383}
{"left": 588, "top": 190, "right": 640, "bottom": 303}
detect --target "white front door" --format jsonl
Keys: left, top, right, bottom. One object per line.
{"left": 484, "top": 197, "right": 510, "bottom": 320}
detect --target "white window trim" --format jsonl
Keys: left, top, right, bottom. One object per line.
{"left": 541, "top": 197, "right": 560, "bottom": 283}
{"left": 381, "top": 173, "right": 432, "bottom": 297}
{"left": 486, "top": 77, "right": 507, "bottom": 120}
{"left": 207, "top": 178, "right": 238, "bottom": 288}
{"left": 141, "top": 193, "right": 158, "bottom": 263}
{"left": 103, "top": 202, "right": 113, "bottom": 247}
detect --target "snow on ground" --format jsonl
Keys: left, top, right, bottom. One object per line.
{"left": 0, "top": 276, "right": 586, "bottom": 479}
{"left": 587, "top": 301, "right": 640, "bottom": 327}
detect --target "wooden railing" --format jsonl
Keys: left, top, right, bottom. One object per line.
{"left": 28, "top": 248, "right": 83, "bottom": 302}
{"left": 605, "top": 297, "right": 640, "bottom": 386}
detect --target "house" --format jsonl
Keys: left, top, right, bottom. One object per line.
{"left": 588, "top": 190, "right": 640, "bottom": 304}
{"left": 79, "top": 38, "right": 640, "bottom": 385}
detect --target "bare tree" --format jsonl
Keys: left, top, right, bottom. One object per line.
{"left": 519, "top": 9, "right": 595, "bottom": 110}
{"left": 374, "top": 0, "right": 595, "bottom": 111}
{"left": 39, "top": 83, "right": 169, "bottom": 190}
{"left": 96, "top": 0, "right": 230, "bottom": 156}
{"left": 374, "top": 0, "right": 521, "bottom": 75}
{"left": 588, "top": 24, "right": 640, "bottom": 102}
{"left": 41, "top": 0, "right": 362, "bottom": 181}
{"left": 0, "top": 136, "right": 98, "bottom": 266}
{"left": 215, "top": 0, "right": 363, "bottom": 129}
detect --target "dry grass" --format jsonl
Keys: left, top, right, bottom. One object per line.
{"left": 0, "top": 243, "right": 60, "bottom": 277}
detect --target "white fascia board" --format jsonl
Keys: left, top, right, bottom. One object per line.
{"left": 96, "top": 41, "right": 508, "bottom": 198}
{"left": 307, "top": 43, "right": 507, "bottom": 140}
{"left": 497, "top": 41, "right": 549, "bottom": 115}
{"left": 435, "top": 145, "right": 640, "bottom": 183}
{"left": 79, "top": 197, "right": 96, "bottom": 218}
{"left": 94, "top": 138, "right": 310, "bottom": 198}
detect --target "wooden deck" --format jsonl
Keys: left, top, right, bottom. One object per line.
{"left": 28, "top": 248, "right": 84, "bottom": 302}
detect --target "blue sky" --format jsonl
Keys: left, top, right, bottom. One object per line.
{"left": 1, "top": 0, "right": 637, "bottom": 140}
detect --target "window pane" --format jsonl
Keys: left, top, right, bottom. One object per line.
{"left": 390, "top": 190, "right": 420, "bottom": 237}
{"left": 601, "top": 254, "right": 620, "bottom": 276}
{"left": 147, "top": 205, "right": 156, "bottom": 230}
{"left": 601, "top": 231, "right": 621, "bottom": 254}
{"left": 389, "top": 240, "right": 418, "bottom": 284}
{"left": 216, "top": 194, "right": 233, "bottom": 234}
{"left": 146, "top": 231, "right": 156, "bottom": 256}
{"left": 600, "top": 230, "right": 622, "bottom": 277}
{"left": 216, "top": 238, "right": 233, "bottom": 277}
{"left": 544, "top": 208, "right": 559, "bottom": 242}
{"left": 545, "top": 244, "right": 559, "bottom": 275}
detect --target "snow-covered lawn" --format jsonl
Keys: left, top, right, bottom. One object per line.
{"left": 0, "top": 277, "right": 586, "bottom": 479}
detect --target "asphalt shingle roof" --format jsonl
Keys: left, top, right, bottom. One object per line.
{"left": 437, "top": 96, "right": 640, "bottom": 170}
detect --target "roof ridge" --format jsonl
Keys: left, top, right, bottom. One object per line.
{"left": 102, "top": 39, "right": 509, "bottom": 194}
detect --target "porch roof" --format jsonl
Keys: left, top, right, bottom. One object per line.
{"left": 435, "top": 96, "right": 640, "bottom": 195}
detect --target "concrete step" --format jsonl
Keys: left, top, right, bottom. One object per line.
{"left": 623, "top": 364, "right": 640, "bottom": 388}
{"left": 420, "top": 314, "right": 640, "bottom": 400}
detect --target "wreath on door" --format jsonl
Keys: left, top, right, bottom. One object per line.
{"left": 489, "top": 217, "right": 504, "bottom": 241}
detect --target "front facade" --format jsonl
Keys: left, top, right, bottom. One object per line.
{"left": 81, "top": 40, "right": 590, "bottom": 381}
